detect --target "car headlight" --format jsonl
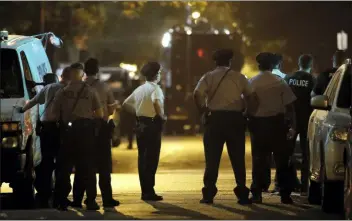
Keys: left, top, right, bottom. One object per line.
{"left": 1, "top": 137, "right": 19, "bottom": 148}
{"left": 330, "top": 128, "right": 348, "bottom": 141}
{"left": 1, "top": 122, "right": 21, "bottom": 132}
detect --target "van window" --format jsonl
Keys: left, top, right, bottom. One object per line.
{"left": 20, "top": 51, "right": 36, "bottom": 98}
{"left": 0, "top": 49, "right": 24, "bottom": 98}
{"left": 336, "top": 65, "right": 351, "bottom": 108}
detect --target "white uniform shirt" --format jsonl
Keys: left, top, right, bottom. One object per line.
{"left": 249, "top": 71, "right": 296, "bottom": 117}
{"left": 30, "top": 82, "right": 65, "bottom": 122}
{"left": 123, "top": 81, "right": 164, "bottom": 118}
{"left": 272, "top": 69, "right": 286, "bottom": 79}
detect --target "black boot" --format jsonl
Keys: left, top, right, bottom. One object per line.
{"left": 234, "top": 186, "right": 252, "bottom": 205}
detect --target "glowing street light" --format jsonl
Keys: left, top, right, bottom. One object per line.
{"left": 224, "top": 29, "right": 230, "bottom": 35}
{"left": 337, "top": 30, "right": 348, "bottom": 50}
{"left": 161, "top": 32, "right": 171, "bottom": 48}
{"left": 192, "top": 11, "right": 201, "bottom": 19}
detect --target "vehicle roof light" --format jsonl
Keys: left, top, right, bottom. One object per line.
{"left": 119, "top": 63, "right": 137, "bottom": 72}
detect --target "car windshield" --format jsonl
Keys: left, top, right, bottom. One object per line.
{"left": 0, "top": 49, "right": 24, "bottom": 98}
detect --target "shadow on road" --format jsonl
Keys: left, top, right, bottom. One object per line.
{"left": 146, "top": 201, "right": 215, "bottom": 220}
{"left": 212, "top": 203, "right": 295, "bottom": 220}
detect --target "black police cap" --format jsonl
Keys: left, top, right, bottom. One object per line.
{"left": 84, "top": 58, "right": 99, "bottom": 75}
{"left": 256, "top": 52, "right": 276, "bottom": 65}
{"left": 141, "top": 62, "right": 160, "bottom": 78}
{"left": 272, "top": 53, "right": 283, "bottom": 65}
{"left": 212, "top": 49, "right": 234, "bottom": 62}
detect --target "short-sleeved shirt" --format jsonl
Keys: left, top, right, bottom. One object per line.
{"left": 272, "top": 69, "right": 286, "bottom": 79}
{"left": 51, "top": 81, "right": 102, "bottom": 123}
{"left": 194, "top": 66, "right": 252, "bottom": 111}
{"left": 249, "top": 71, "right": 297, "bottom": 117}
{"left": 31, "top": 82, "right": 65, "bottom": 122}
{"left": 312, "top": 67, "right": 338, "bottom": 95}
{"left": 123, "top": 81, "right": 164, "bottom": 118}
{"left": 284, "top": 71, "right": 315, "bottom": 118}
{"left": 85, "top": 76, "right": 117, "bottom": 120}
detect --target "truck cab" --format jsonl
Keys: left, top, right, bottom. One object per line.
{"left": 0, "top": 31, "right": 62, "bottom": 208}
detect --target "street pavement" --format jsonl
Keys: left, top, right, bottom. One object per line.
{"left": 0, "top": 136, "right": 342, "bottom": 219}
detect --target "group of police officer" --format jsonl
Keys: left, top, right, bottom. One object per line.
{"left": 18, "top": 47, "right": 347, "bottom": 210}
{"left": 20, "top": 59, "right": 119, "bottom": 210}
{"left": 193, "top": 49, "right": 347, "bottom": 205}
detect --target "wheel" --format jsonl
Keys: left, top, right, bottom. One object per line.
{"left": 322, "top": 180, "right": 344, "bottom": 213}
{"left": 345, "top": 165, "right": 352, "bottom": 219}
{"left": 12, "top": 138, "right": 35, "bottom": 209}
{"left": 308, "top": 179, "right": 322, "bottom": 205}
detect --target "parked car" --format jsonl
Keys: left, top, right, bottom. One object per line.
{"left": 308, "top": 60, "right": 351, "bottom": 213}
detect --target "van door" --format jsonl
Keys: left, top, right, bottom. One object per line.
{"left": 18, "top": 50, "right": 42, "bottom": 167}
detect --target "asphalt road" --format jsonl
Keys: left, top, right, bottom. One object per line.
{"left": 0, "top": 136, "right": 341, "bottom": 219}
{"left": 112, "top": 136, "right": 253, "bottom": 173}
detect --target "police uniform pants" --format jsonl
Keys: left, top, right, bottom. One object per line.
{"left": 290, "top": 118, "right": 310, "bottom": 192}
{"left": 136, "top": 116, "right": 162, "bottom": 196}
{"left": 54, "top": 119, "right": 97, "bottom": 206}
{"left": 250, "top": 135, "right": 272, "bottom": 191}
{"left": 249, "top": 114, "right": 293, "bottom": 198}
{"left": 34, "top": 122, "right": 60, "bottom": 202}
{"left": 202, "top": 111, "right": 249, "bottom": 200}
{"left": 73, "top": 120, "right": 114, "bottom": 203}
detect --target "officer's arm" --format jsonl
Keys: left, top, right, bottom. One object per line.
{"left": 122, "top": 93, "right": 136, "bottom": 114}
{"left": 22, "top": 86, "right": 47, "bottom": 112}
{"left": 153, "top": 99, "right": 164, "bottom": 117}
{"left": 285, "top": 102, "right": 297, "bottom": 131}
{"left": 282, "top": 84, "right": 297, "bottom": 131}
{"left": 193, "top": 75, "right": 208, "bottom": 113}
{"left": 242, "top": 76, "right": 259, "bottom": 115}
{"left": 106, "top": 87, "right": 118, "bottom": 116}
{"left": 312, "top": 72, "right": 327, "bottom": 96}
{"left": 152, "top": 88, "right": 165, "bottom": 118}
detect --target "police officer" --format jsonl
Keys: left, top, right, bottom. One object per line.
{"left": 52, "top": 63, "right": 103, "bottom": 210}
{"left": 20, "top": 67, "right": 71, "bottom": 207}
{"left": 248, "top": 52, "right": 297, "bottom": 204}
{"left": 71, "top": 58, "right": 120, "bottom": 208}
{"left": 193, "top": 49, "right": 257, "bottom": 205}
{"left": 284, "top": 54, "right": 315, "bottom": 195}
{"left": 312, "top": 50, "right": 347, "bottom": 96}
{"left": 122, "top": 62, "right": 165, "bottom": 201}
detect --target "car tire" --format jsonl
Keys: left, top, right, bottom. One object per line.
{"left": 322, "top": 180, "right": 344, "bottom": 214}
{"left": 308, "top": 179, "right": 322, "bottom": 205}
{"left": 13, "top": 137, "right": 35, "bottom": 209}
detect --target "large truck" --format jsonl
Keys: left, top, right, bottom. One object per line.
{"left": 160, "top": 25, "right": 244, "bottom": 135}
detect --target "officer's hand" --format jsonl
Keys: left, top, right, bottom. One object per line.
{"left": 287, "top": 128, "right": 296, "bottom": 140}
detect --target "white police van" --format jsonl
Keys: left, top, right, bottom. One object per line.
{"left": 0, "top": 30, "right": 62, "bottom": 208}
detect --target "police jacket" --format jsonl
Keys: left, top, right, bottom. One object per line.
{"left": 284, "top": 71, "right": 314, "bottom": 118}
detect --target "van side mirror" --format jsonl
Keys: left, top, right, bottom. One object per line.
{"left": 311, "top": 95, "right": 331, "bottom": 111}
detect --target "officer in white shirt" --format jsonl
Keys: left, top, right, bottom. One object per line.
{"left": 122, "top": 62, "right": 165, "bottom": 201}
{"left": 248, "top": 52, "right": 297, "bottom": 204}
{"left": 194, "top": 49, "right": 257, "bottom": 205}
{"left": 20, "top": 67, "right": 71, "bottom": 208}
